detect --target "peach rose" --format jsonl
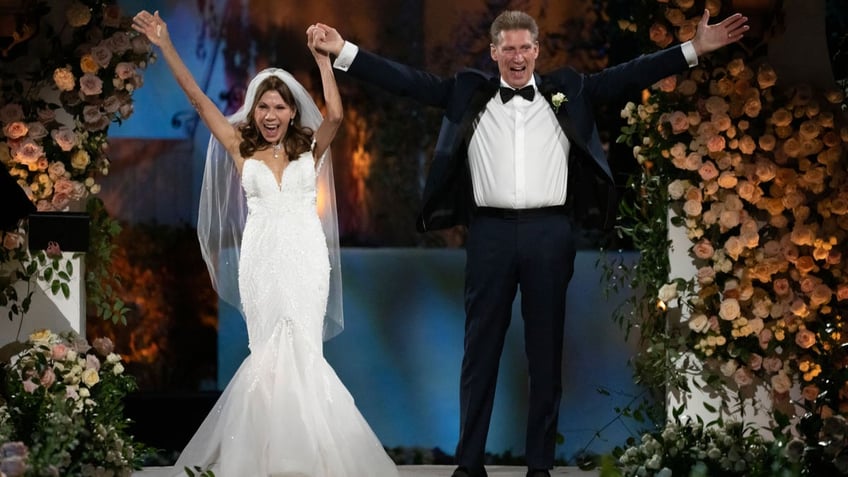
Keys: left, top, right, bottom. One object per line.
{"left": 719, "top": 297, "right": 741, "bottom": 321}
{"left": 698, "top": 161, "right": 719, "bottom": 181}
{"left": 772, "top": 373, "right": 792, "bottom": 394}
{"left": 649, "top": 23, "right": 673, "bottom": 48}
{"left": 763, "top": 355, "right": 782, "bottom": 372}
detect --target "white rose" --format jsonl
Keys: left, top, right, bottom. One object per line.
{"left": 658, "top": 283, "right": 679, "bottom": 305}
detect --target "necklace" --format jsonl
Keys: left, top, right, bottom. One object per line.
{"left": 273, "top": 141, "right": 282, "bottom": 159}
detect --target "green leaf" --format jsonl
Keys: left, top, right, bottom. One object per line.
{"left": 61, "top": 283, "right": 70, "bottom": 298}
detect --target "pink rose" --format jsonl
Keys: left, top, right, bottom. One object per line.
{"left": 85, "top": 353, "right": 101, "bottom": 371}
{"left": 669, "top": 111, "right": 689, "bottom": 134}
{"left": 115, "top": 62, "right": 136, "bottom": 80}
{"left": 762, "top": 355, "right": 782, "bottom": 372}
{"left": 40, "top": 368, "right": 56, "bottom": 388}
{"left": 90, "top": 44, "right": 113, "bottom": 68}
{"left": 79, "top": 73, "right": 103, "bottom": 96}
{"left": 92, "top": 337, "right": 114, "bottom": 356}
{"left": 51, "top": 343, "right": 69, "bottom": 360}
{"left": 23, "top": 380, "right": 38, "bottom": 393}
{"left": 773, "top": 278, "right": 791, "bottom": 296}
{"left": 706, "top": 135, "right": 726, "bottom": 153}
{"left": 3, "top": 121, "right": 28, "bottom": 140}
{"left": 45, "top": 241, "right": 62, "bottom": 258}
{"left": 107, "top": 31, "right": 132, "bottom": 54}
{"left": 698, "top": 161, "right": 719, "bottom": 181}
{"left": 795, "top": 329, "right": 816, "bottom": 349}
{"left": 692, "top": 239, "right": 715, "bottom": 260}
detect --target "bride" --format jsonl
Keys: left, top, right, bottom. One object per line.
{"left": 132, "top": 10, "right": 399, "bottom": 477}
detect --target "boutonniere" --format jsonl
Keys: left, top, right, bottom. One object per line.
{"left": 551, "top": 92, "right": 568, "bottom": 113}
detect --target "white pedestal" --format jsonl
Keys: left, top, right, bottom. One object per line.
{"left": 0, "top": 252, "right": 85, "bottom": 351}
{"left": 665, "top": 212, "right": 800, "bottom": 435}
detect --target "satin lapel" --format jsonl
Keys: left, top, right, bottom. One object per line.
{"left": 537, "top": 76, "right": 591, "bottom": 158}
{"left": 459, "top": 77, "right": 499, "bottom": 137}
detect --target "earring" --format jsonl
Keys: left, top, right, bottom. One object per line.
{"left": 290, "top": 118, "right": 294, "bottom": 126}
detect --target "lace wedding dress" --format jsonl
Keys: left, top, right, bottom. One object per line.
{"left": 136, "top": 152, "right": 399, "bottom": 477}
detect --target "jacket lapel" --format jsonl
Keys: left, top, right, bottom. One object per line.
{"left": 537, "top": 76, "right": 591, "bottom": 157}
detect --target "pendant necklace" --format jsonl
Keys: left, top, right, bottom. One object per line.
{"left": 273, "top": 141, "right": 283, "bottom": 159}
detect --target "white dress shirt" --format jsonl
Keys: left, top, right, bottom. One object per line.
{"left": 469, "top": 80, "right": 569, "bottom": 209}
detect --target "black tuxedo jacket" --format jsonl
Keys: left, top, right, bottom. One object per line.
{"left": 344, "top": 44, "right": 690, "bottom": 232}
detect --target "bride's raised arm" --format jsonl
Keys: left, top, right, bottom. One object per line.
{"left": 132, "top": 10, "right": 243, "bottom": 169}
{"left": 306, "top": 24, "right": 343, "bottom": 165}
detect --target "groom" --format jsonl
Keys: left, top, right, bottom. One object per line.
{"left": 313, "top": 10, "right": 748, "bottom": 477}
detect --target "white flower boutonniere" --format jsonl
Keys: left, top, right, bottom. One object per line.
{"left": 551, "top": 92, "right": 568, "bottom": 113}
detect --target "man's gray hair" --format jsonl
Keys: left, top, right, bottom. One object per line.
{"left": 490, "top": 10, "right": 539, "bottom": 45}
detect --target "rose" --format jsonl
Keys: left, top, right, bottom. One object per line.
{"left": 85, "top": 353, "right": 101, "bottom": 371}
{"left": 649, "top": 22, "right": 672, "bottom": 48}
{"left": 29, "top": 329, "right": 53, "bottom": 345}
{"left": 79, "top": 73, "right": 103, "bottom": 96}
{"left": 3, "top": 121, "right": 28, "bottom": 140}
{"left": 688, "top": 313, "right": 710, "bottom": 333}
{"left": 40, "top": 368, "right": 56, "bottom": 388}
{"left": 550, "top": 92, "right": 567, "bottom": 113}
{"left": 658, "top": 282, "right": 678, "bottom": 304}
{"left": 92, "top": 337, "right": 114, "bottom": 356}
{"left": 3, "top": 232, "right": 23, "bottom": 250}
{"left": 45, "top": 241, "right": 62, "bottom": 258}
{"left": 80, "top": 54, "right": 100, "bottom": 74}
{"left": 81, "top": 368, "right": 100, "bottom": 387}
{"left": 719, "top": 298, "right": 741, "bottom": 320}
{"left": 795, "top": 329, "right": 817, "bottom": 349}
{"left": 70, "top": 149, "right": 91, "bottom": 169}
{"left": 771, "top": 372, "right": 792, "bottom": 394}
{"left": 66, "top": 0, "right": 92, "bottom": 27}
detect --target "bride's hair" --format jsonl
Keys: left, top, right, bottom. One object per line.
{"left": 237, "top": 76, "right": 314, "bottom": 159}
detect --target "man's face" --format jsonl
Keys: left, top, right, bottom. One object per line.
{"left": 490, "top": 29, "right": 539, "bottom": 89}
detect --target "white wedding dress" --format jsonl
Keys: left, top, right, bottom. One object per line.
{"left": 136, "top": 152, "right": 399, "bottom": 477}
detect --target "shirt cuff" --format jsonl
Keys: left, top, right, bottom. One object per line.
{"left": 680, "top": 41, "right": 698, "bottom": 68}
{"left": 333, "top": 41, "right": 359, "bottom": 71}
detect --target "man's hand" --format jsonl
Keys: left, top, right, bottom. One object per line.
{"left": 309, "top": 23, "right": 346, "bottom": 57}
{"left": 691, "top": 11, "right": 749, "bottom": 57}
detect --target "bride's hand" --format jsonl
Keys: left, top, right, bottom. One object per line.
{"left": 132, "top": 10, "right": 170, "bottom": 47}
{"left": 306, "top": 24, "right": 330, "bottom": 63}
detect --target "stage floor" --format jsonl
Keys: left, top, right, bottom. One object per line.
{"left": 400, "top": 466, "right": 597, "bottom": 476}
{"left": 137, "top": 466, "right": 598, "bottom": 476}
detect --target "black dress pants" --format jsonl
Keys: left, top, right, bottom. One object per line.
{"left": 455, "top": 208, "right": 576, "bottom": 475}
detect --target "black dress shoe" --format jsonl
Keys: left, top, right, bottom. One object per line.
{"left": 452, "top": 466, "right": 487, "bottom": 477}
{"left": 451, "top": 467, "right": 470, "bottom": 477}
{"left": 526, "top": 469, "right": 551, "bottom": 477}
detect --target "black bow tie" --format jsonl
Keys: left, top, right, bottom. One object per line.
{"left": 499, "top": 85, "right": 535, "bottom": 103}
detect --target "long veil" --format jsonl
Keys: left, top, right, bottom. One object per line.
{"left": 196, "top": 67, "right": 343, "bottom": 340}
